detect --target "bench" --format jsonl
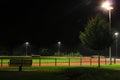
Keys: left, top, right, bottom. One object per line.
{"left": 9, "top": 59, "right": 32, "bottom": 66}
{"left": 9, "top": 59, "right": 32, "bottom": 71}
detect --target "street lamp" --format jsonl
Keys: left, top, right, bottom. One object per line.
{"left": 25, "top": 42, "right": 29, "bottom": 56}
{"left": 114, "top": 32, "right": 119, "bottom": 64}
{"left": 101, "top": 0, "right": 113, "bottom": 65}
{"left": 57, "top": 41, "right": 61, "bottom": 56}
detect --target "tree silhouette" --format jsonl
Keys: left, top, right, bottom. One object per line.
{"left": 80, "top": 14, "right": 114, "bottom": 68}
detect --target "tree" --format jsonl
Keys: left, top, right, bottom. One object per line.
{"left": 39, "top": 48, "right": 49, "bottom": 56}
{"left": 0, "top": 46, "right": 9, "bottom": 56}
{"left": 79, "top": 14, "right": 114, "bottom": 68}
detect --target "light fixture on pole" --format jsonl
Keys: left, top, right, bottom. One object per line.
{"left": 101, "top": 0, "right": 113, "bottom": 65}
{"left": 57, "top": 41, "right": 61, "bottom": 56}
{"left": 25, "top": 42, "right": 29, "bottom": 56}
{"left": 114, "top": 32, "right": 119, "bottom": 64}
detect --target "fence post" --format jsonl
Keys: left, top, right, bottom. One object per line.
{"left": 1, "top": 59, "right": 3, "bottom": 67}
{"left": 55, "top": 58, "right": 57, "bottom": 66}
{"left": 90, "top": 57, "right": 92, "bottom": 66}
{"left": 0, "top": 59, "right": 1, "bottom": 67}
{"left": 39, "top": 56, "right": 41, "bottom": 67}
{"left": 68, "top": 57, "right": 70, "bottom": 66}
{"left": 114, "top": 57, "right": 116, "bottom": 64}
{"left": 105, "top": 56, "right": 106, "bottom": 64}
{"left": 80, "top": 57, "right": 82, "bottom": 66}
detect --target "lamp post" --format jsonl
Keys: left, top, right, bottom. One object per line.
{"left": 101, "top": 1, "right": 113, "bottom": 65}
{"left": 57, "top": 41, "right": 61, "bottom": 56}
{"left": 25, "top": 42, "right": 29, "bottom": 56}
{"left": 114, "top": 32, "right": 119, "bottom": 64}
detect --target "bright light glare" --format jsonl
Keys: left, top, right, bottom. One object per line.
{"left": 101, "top": 1, "right": 113, "bottom": 10}
{"left": 25, "top": 42, "right": 29, "bottom": 45}
{"left": 58, "top": 41, "right": 61, "bottom": 45}
{"left": 114, "top": 32, "right": 119, "bottom": 36}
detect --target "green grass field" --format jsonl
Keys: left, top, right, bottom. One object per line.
{"left": 0, "top": 57, "right": 81, "bottom": 63}
{"left": 33, "top": 58, "right": 80, "bottom": 63}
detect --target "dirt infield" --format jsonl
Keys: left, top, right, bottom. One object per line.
{"left": 1, "top": 57, "right": 120, "bottom": 67}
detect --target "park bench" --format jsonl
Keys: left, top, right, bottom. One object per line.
{"left": 9, "top": 59, "right": 32, "bottom": 66}
{"left": 9, "top": 59, "right": 32, "bottom": 71}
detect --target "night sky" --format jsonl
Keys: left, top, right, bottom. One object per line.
{"left": 0, "top": 0, "right": 120, "bottom": 51}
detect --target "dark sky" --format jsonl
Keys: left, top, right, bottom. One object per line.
{"left": 0, "top": 0, "right": 120, "bottom": 49}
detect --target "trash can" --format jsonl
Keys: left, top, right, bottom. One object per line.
{"left": 19, "top": 65, "right": 22, "bottom": 71}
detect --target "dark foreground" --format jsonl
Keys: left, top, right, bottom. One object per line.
{"left": 0, "top": 67, "right": 120, "bottom": 80}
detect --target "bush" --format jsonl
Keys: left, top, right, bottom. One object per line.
{"left": 69, "top": 51, "right": 82, "bottom": 57}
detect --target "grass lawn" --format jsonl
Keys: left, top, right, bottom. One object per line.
{"left": 1, "top": 65, "right": 120, "bottom": 80}
{"left": 0, "top": 59, "right": 9, "bottom": 63}
{"left": 33, "top": 58, "right": 80, "bottom": 63}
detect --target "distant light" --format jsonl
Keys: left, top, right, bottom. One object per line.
{"left": 114, "top": 32, "right": 119, "bottom": 36}
{"left": 101, "top": 1, "right": 113, "bottom": 10}
{"left": 25, "top": 42, "right": 29, "bottom": 45}
{"left": 58, "top": 41, "right": 61, "bottom": 45}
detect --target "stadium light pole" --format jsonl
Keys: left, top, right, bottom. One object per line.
{"left": 25, "top": 42, "right": 29, "bottom": 56}
{"left": 114, "top": 32, "right": 119, "bottom": 64}
{"left": 101, "top": 0, "right": 113, "bottom": 65}
{"left": 57, "top": 41, "right": 61, "bottom": 56}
